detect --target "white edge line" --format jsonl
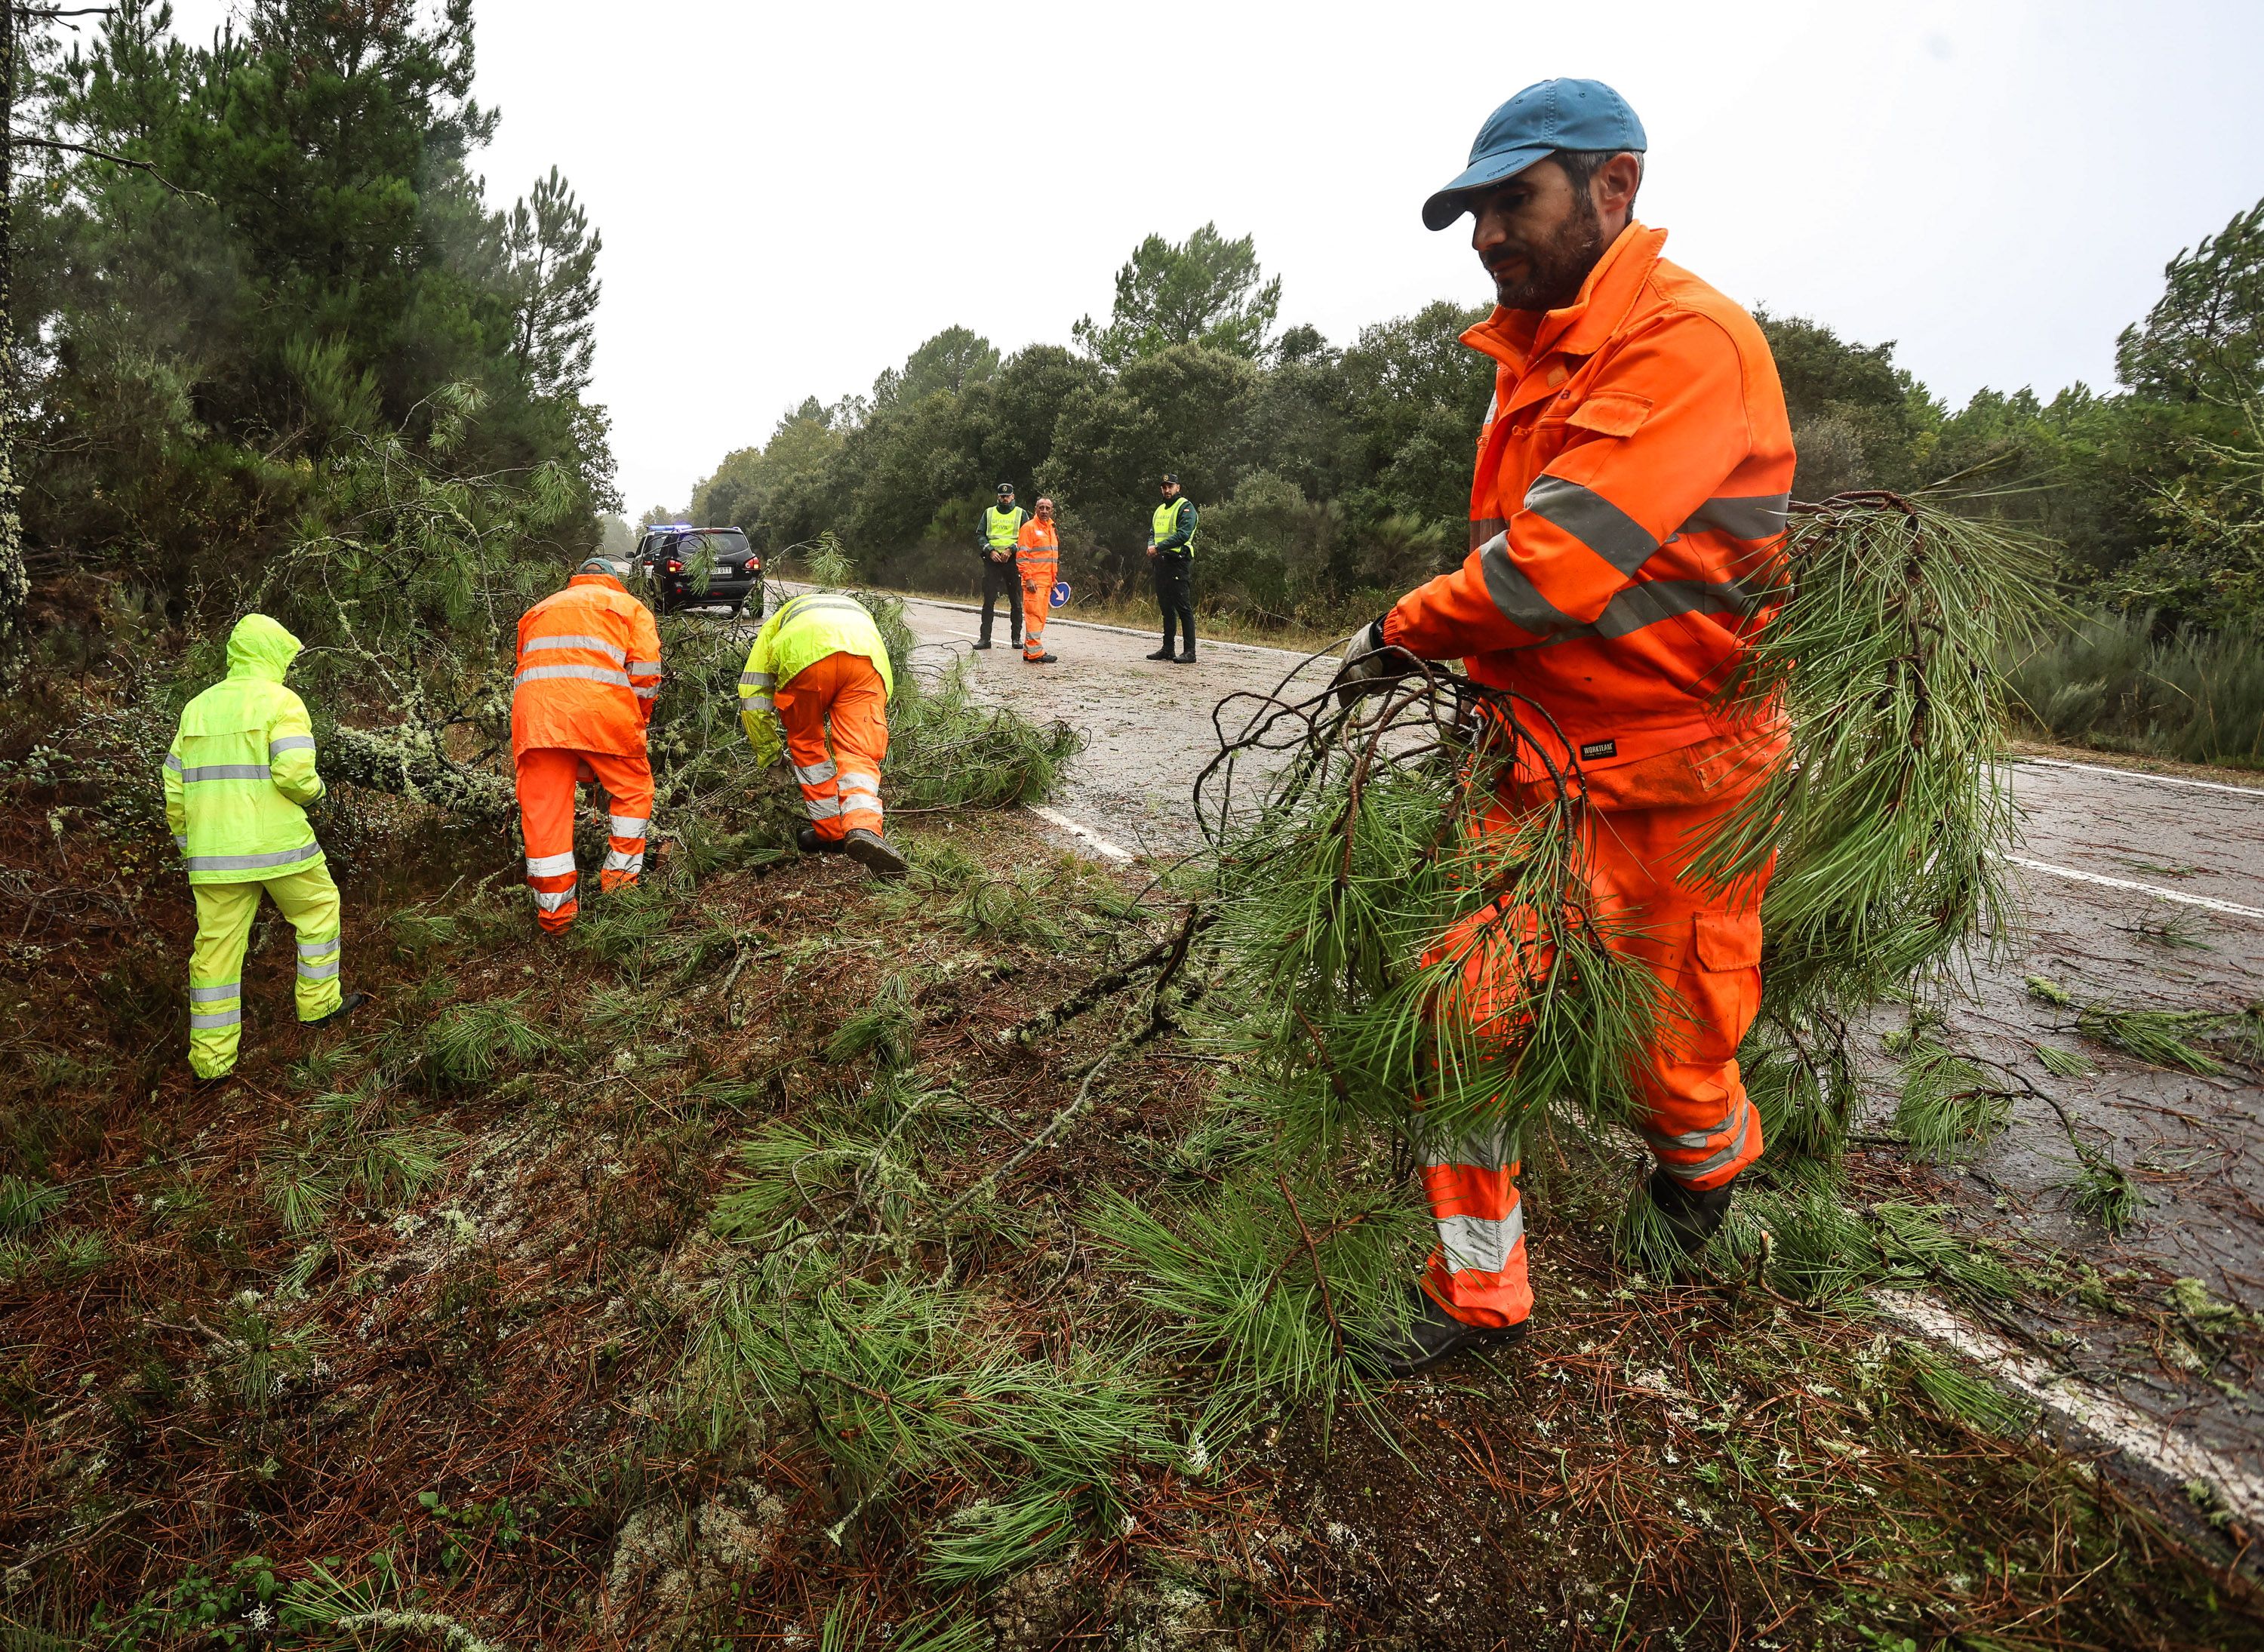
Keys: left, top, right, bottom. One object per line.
{"left": 2020, "top": 756, "right": 2264, "bottom": 799}
{"left": 2009, "top": 854, "right": 2264, "bottom": 921}
{"left": 1878, "top": 1290, "right": 2264, "bottom": 1524}
{"left": 1027, "top": 804, "right": 1135, "bottom": 863}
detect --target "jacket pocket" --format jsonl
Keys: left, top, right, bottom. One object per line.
{"left": 1692, "top": 909, "right": 1762, "bottom": 972}
{"left": 1567, "top": 391, "right": 1653, "bottom": 438}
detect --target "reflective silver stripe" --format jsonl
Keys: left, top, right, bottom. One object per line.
{"left": 164, "top": 754, "right": 183, "bottom": 774}
{"left": 512, "top": 664, "right": 632, "bottom": 689}
{"left": 1653, "top": 1101, "right": 1753, "bottom": 1184}
{"left": 1476, "top": 533, "right": 1577, "bottom": 635}
{"left": 1640, "top": 1122, "right": 1713, "bottom": 1152}
{"left": 1420, "top": 1118, "right": 1515, "bottom": 1171}
{"left": 189, "top": 982, "right": 240, "bottom": 1003}
{"left": 608, "top": 815, "right": 648, "bottom": 838}
{"left": 1677, "top": 492, "right": 1790, "bottom": 541}
{"left": 185, "top": 843, "right": 321, "bottom": 872}
{"left": 297, "top": 959, "right": 341, "bottom": 981}
{"left": 1546, "top": 578, "right": 1759, "bottom": 645}
{"left": 524, "top": 633, "right": 628, "bottom": 663}
{"left": 297, "top": 937, "right": 340, "bottom": 958}
{"left": 180, "top": 764, "right": 274, "bottom": 782}
{"left": 803, "top": 795, "right": 843, "bottom": 820}
{"left": 1521, "top": 475, "right": 1659, "bottom": 574}
{"left": 627, "top": 660, "right": 660, "bottom": 675}
{"left": 534, "top": 885, "right": 577, "bottom": 912}
{"left": 739, "top": 671, "right": 776, "bottom": 690}
{"left": 189, "top": 1009, "right": 242, "bottom": 1029}
{"left": 527, "top": 850, "right": 577, "bottom": 877}
{"left": 838, "top": 777, "right": 880, "bottom": 802}
{"left": 173, "top": 834, "right": 188, "bottom": 851}
{"left": 269, "top": 735, "right": 317, "bottom": 756}
{"left": 792, "top": 760, "right": 838, "bottom": 786}
{"left": 603, "top": 848, "right": 644, "bottom": 874}
{"left": 1436, "top": 1206, "right": 1525, "bottom": 1275}
{"left": 743, "top": 694, "right": 775, "bottom": 712}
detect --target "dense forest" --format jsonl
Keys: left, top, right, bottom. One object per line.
{"left": 14, "top": 0, "right": 613, "bottom": 651}
{"left": 684, "top": 205, "right": 2264, "bottom": 658}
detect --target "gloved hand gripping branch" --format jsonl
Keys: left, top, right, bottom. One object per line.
{"left": 1332, "top": 615, "right": 1416, "bottom": 712}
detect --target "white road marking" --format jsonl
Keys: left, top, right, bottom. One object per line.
{"left": 1027, "top": 804, "right": 1135, "bottom": 863}
{"left": 2019, "top": 756, "right": 2264, "bottom": 798}
{"left": 1879, "top": 1291, "right": 2264, "bottom": 1524}
{"left": 2009, "top": 854, "right": 2264, "bottom": 921}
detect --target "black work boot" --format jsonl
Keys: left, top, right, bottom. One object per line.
{"left": 1145, "top": 644, "right": 1174, "bottom": 660}
{"left": 1356, "top": 1287, "right": 1528, "bottom": 1379}
{"left": 1174, "top": 648, "right": 1197, "bottom": 664}
{"left": 796, "top": 826, "right": 846, "bottom": 855}
{"left": 1649, "top": 1166, "right": 1736, "bottom": 1254}
{"left": 304, "top": 990, "right": 367, "bottom": 1029}
{"left": 841, "top": 828, "right": 909, "bottom": 880}
{"left": 974, "top": 638, "right": 992, "bottom": 651}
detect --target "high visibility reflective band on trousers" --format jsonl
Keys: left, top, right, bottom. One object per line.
{"left": 1417, "top": 783, "right": 1770, "bottom": 1329}
{"left": 1020, "top": 559, "right": 1057, "bottom": 659}
{"left": 186, "top": 863, "right": 344, "bottom": 1078}
{"left": 515, "top": 746, "right": 656, "bottom": 932}
{"left": 776, "top": 650, "right": 890, "bottom": 842}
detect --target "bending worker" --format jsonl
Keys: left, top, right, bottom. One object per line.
{"left": 738, "top": 589, "right": 909, "bottom": 878}
{"left": 512, "top": 555, "right": 662, "bottom": 934}
{"left": 1017, "top": 496, "right": 1061, "bottom": 664}
{"left": 976, "top": 482, "right": 1026, "bottom": 651}
{"left": 165, "top": 614, "right": 361, "bottom": 1081}
{"left": 1144, "top": 474, "right": 1197, "bottom": 663}
{"left": 1337, "top": 79, "right": 1795, "bottom": 1374}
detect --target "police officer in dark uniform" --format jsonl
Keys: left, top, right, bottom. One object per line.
{"left": 976, "top": 483, "right": 1026, "bottom": 651}
{"left": 1145, "top": 474, "right": 1198, "bottom": 663}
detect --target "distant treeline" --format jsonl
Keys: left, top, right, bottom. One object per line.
{"left": 684, "top": 207, "right": 2264, "bottom": 644}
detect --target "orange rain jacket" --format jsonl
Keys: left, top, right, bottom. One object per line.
{"left": 1382, "top": 223, "right": 1795, "bottom": 787}
{"left": 510, "top": 572, "right": 664, "bottom": 758}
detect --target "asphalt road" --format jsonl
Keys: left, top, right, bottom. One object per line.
{"left": 863, "top": 590, "right": 2264, "bottom": 1506}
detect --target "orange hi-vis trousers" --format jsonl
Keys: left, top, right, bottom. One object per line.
{"left": 515, "top": 746, "right": 654, "bottom": 934}
{"left": 1020, "top": 556, "right": 1057, "bottom": 660}
{"left": 779, "top": 651, "right": 889, "bottom": 842}
{"left": 1420, "top": 782, "right": 1770, "bottom": 1329}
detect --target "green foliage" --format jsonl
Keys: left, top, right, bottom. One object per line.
{"left": 1072, "top": 223, "right": 1282, "bottom": 369}
{"left": 422, "top": 995, "right": 550, "bottom": 1085}
{"left": 1887, "top": 1015, "right": 2012, "bottom": 1163}
{"left": 1091, "top": 1177, "right": 1426, "bottom": 1414}
{"left": 683, "top": 1272, "right": 1171, "bottom": 1580}
{"left": 1702, "top": 496, "right": 2056, "bottom": 1015}
{"left": 0, "top": 1176, "right": 63, "bottom": 1234}
{"left": 23, "top": 0, "right": 614, "bottom": 606}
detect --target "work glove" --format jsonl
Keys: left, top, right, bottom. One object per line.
{"left": 1332, "top": 615, "right": 1412, "bottom": 712}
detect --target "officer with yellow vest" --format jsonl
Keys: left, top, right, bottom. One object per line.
{"left": 164, "top": 614, "right": 362, "bottom": 1081}
{"left": 738, "top": 589, "right": 909, "bottom": 878}
{"left": 1145, "top": 474, "right": 1198, "bottom": 663}
{"left": 975, "top": 482, "right": 1026, "bottom": 651}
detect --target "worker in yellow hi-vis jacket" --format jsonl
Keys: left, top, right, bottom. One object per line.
{"left": 163, "top": 614, "right": 364, "bottom": 1080}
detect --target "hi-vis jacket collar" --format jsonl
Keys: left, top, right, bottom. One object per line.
{"left": 225, "top": 613, "right": 303, "bottom": 684}
{"left": 1462, "top": 221, "right": 1666, "bottom": 381}
{"left": 568, "top": 571, "right": 629, "bottom": 595}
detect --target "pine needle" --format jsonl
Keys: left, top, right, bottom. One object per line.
{"left": 2035, "top": 1042, "right": 2096, "bottom": 1078}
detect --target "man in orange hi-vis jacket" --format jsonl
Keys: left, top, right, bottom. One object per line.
{"left": 1336, "top": 78, "right": 1795, "bottom": 1374}
{"left": 512, "top": 555, "right": 663, "bottom": 934}
{"left": 1017, "top": 497, "right": 1061, "bottom": 664}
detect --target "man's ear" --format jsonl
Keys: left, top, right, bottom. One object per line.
{"left": 1595, "top": 152, "right": 1644, "bottom": 223}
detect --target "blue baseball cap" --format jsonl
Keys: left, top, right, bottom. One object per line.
{"left": 1423, "top": 78, "right": 1647, "bottom": 232}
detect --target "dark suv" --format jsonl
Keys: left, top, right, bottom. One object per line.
{"left": 635, "top": 525, "right": 764, "bottom": 617}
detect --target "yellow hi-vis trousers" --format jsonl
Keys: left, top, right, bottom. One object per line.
{"left": 187, "top": 863, "right": 344, "bottom": 1078}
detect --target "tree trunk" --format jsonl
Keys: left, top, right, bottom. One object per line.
{"left": 0, "top": 3, "right": 24, "bottom": 689}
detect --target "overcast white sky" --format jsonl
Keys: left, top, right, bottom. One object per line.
{"left": 167, "top": 1, "right": 2264, "bottom": 517}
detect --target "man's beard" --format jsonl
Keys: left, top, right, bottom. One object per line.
{"left": 1486, "top": 198, "right": 1607, "bottom": 312}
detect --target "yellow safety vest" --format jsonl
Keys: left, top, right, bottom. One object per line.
{"left": 738, "top": 592, "right": 897, "bottom": 763}
{"left": 1152, "top": 497, "right": 1195, "bottom": 554}
{"left": 984, "top": 505, "right": 1026, "bottom": 551}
